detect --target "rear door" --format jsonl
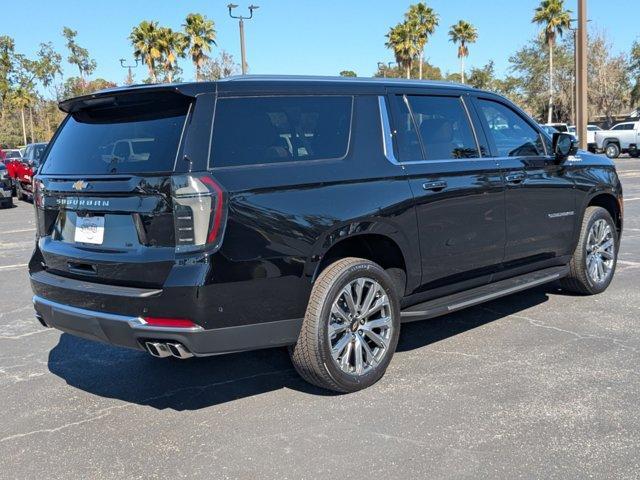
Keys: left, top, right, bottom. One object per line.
{"left": 34, "top": 90, "right": 202, "bottom": 287}
{"left": 386, "top": 91, "right": 506, "bottom": 291}
{"left": 472, "top": 96, "right": 576, "bottom": 266}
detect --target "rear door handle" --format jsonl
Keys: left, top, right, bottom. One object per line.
{"left": 422, "top": 180, "right": 448, "bottom": 191}
{"left": 505, "top": 172, "right": 526, "bottom": 184}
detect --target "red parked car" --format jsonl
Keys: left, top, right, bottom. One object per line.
{"left": 10, "top": 143, "right": 47, "bottom": 201}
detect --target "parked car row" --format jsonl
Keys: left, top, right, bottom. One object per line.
{"left": 0, "top": 142, "right": 48, "bottom": 206}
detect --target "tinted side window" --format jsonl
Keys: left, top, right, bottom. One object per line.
{"left": 211, "top": 96, "right": 352, "bottom": 168}
{"left": 407, "top": 95, "right": 480, "bottom": 160}
{"left": 389, "top": 95, "right": 423, "bottom": 161}
{"left": 477, "top": 99, "right": 544, "bottom": 157}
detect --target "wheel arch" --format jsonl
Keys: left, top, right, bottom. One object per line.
{"left": 586, "top": 192, "right": 622, "bottom": 234}
{"left": 602, "top": 137, "right": 620, "bottom": 147}
{"left": 309, "top": 224, "right": 417, "bottom": 297}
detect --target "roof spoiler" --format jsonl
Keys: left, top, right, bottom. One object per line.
{"left": 58, "top": 84, "right": 203, "bottom": 114}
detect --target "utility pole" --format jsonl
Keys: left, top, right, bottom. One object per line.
{"left": 576, "top": 0, "right": 588, "bottom": 149}
{"left": 120, "top": 59, "right": 139, "bottom": 85}
{"left": 228, "top": 4, "right": 259, "bottom": 75}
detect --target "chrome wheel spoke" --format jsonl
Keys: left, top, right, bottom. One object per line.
{"left": 341, "top": 286, "right": 358, "bottom": 316}
{"left": 359, "top": 282, "right": 379, "bottom": 318}
{"left": 354, "top": 336, "right": 365, "bottom": 374}
{"left": 600, "top": 250, "right": 614, "bottom": 260}
{"left": 362, "top": 328, "right": 387, "bottom": 350}
{"left": 360, "top": 337, "right": 377, "bottom": 367}
{"left": 599, "top": 238, "right": 613, "bottom": 252}
{"left": 329, "top": 321, "right": 349, "bottom": 337}
{"left": 353, "top": 278, "right": 366, "bottom": 311}
{"left": 340, "top": 339, "right": 354, "bottom": 370}
{"left": 331, "top": 304, "right": 350, "bottom": 324}
{"left": 365, "top": 316, "right": 392, "bottom": 330}
{"left": 363, "top": 295, "right": 389, "bottom": 319}
{"left": 331, "top": 333, "right": 351, "bottom": 361}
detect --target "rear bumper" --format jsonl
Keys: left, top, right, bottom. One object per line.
{"left": 33, "top": 295, "right": 302, "bottom": 356}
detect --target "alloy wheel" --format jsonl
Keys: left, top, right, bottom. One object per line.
{"left": 327, "top": 277, "right": 393, "bottom": 376}
{"left": 586, "top": 219, "right": 615, "bottom": 284}
{"left": 605, "top": 145, "right": 618, "bottom": 158}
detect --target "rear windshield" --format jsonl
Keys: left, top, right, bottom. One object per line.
{"left": 41, "top": 100, "right": 189, "bottom": 175}
{"left": 211, "top": 96, "right": 352, "bottom": 168}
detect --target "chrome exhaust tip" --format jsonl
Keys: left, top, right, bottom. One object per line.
{"left": 145, "top": 342, "right": 172, "bottom": 358}
{"left": 166, "top": 342, "right": 194, "bottom": 359}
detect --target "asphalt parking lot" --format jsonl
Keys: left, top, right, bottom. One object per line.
{"left": 1, "top": 157, "right": 639, "bottom": 479}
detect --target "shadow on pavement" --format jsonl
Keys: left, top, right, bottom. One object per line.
{"left": 47, "top": 285, "right": 554, "bottom": 410}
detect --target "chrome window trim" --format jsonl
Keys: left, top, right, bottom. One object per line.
{"left": 459, "top": 96, "right": 483, "bottom": 157}
{"left": 378, "top": 95, "right": 399, "bottom": 165}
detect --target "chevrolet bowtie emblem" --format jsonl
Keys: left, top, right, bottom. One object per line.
{"left": 72, "top": 180, "right": 89, "bottom": 191}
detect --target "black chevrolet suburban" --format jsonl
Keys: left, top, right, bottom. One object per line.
{"left": 30, "top": 76, "right": 623, "bottom": 392}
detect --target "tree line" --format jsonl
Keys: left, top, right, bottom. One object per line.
{"left": 364, "top": 0, "right": 640, "bottom": 125}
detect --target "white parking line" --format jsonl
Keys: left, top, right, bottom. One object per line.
{"left": 0, "top": 264, "right": 28, "bottom": 271}
{"left": 624, "top": 197, "right": 640, "bottom": 202}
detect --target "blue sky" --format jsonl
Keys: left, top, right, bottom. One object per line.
{"left": 4, "top": 0, "right": 638, "bottom": 91}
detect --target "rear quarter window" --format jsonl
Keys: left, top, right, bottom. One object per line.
{"left": 210, "top": 96, "right": 353, "bottom": 168}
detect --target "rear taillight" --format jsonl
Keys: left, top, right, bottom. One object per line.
{"left": 34, "top": 177, "right": 46, "bottom": 236}
{"left": 171, "top": 174, "right": 227, "bottom": 253}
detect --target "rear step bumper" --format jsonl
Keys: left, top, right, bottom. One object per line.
{"left": 32, "top": 295, "right": 302, "bottom": 356}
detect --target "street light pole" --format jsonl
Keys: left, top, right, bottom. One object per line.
{"left": 228, "top": 4, "right": 259, "bottom": 75}
{"left": 119, "top": 58, "right": 139, "bottom": 85}
{"left": 576, "top": 0, "right": 588, "bottom": 149}
{"left": 569, "top": 22, "right": 578, "bottom": 127}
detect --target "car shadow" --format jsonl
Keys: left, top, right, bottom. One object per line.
{"left": 47, "top": 284, "right": 555, "bottom": 410}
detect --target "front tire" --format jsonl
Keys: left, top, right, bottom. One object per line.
{"left": 561, "top": 206, "right": 618, "bottom": 295}
{"left": 289, "top": 257, "right": 401, "bottom": 393}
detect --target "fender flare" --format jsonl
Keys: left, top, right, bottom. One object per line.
{"left": 304, "top": 217, "right": 421, "bottom": 293}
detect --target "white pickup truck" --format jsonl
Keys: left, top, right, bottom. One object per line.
{"left": 593, "top": 121, "right": 640, "bottom": 158}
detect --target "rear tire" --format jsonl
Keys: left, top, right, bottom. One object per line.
{"left": 561, "top": 206, "right": 618, "bottom": 295}
{"left": 289, "top": 257, "right": 401, "bottom": 393}
{"left": 604, "top": 143, "right": 620, "bottom": 159}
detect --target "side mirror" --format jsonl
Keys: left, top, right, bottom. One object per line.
{"left": 552, "top": 132, "right": 577, "bottom": 162}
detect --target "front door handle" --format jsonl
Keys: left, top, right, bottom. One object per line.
{"left": 505, "top": 172, "right": 526, "bottom": 184}
{"left": 422, "top": 180, "right": 448, "bottom": 191}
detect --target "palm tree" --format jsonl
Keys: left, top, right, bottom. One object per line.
{"left": 11, "top": 88, "right": 34, "bottom": 145}
{"left": 130, "top": 21, "right": 162, "bottom": 83}
{"left": 448, "top": 20, "right": 478, "bottom": 84}
{"left": 183, "top": 13, "right": 217, "bottom": 81}
{"left": 157, "top": 27, "right": 187, "bottom": 83}
{"left": 386, "top": 22, "right": 419, "bottom": 79}
{"left": 405, "top": 2, "right": 439, "bottom": 80}
{"left": 532, "top": 0, "right": 572, "bottom": 123}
